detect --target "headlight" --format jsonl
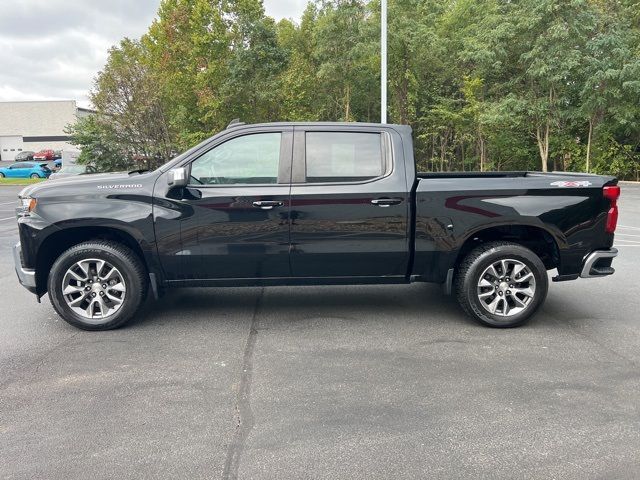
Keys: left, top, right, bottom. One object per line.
{"left": 17, "top": 197, "right": 37, "bottom": 217}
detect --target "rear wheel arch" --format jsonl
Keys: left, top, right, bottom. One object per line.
{"left": 454, "top": 224, "right": 562, "bottom": 273}
{"left": 454, "top": 241, "right": 549, "bottom": 328}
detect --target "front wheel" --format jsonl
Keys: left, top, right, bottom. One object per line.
{"left": 0, "top": 172, "right": 5, "bottom": 178}
{"left": 455, "top": 241, "right": 548, "bottom": 328}
{"left": 48, "top": 241, "right": 148, "bottom": 330}
{"left": 30, "top": 173, "right": 40, "bottom": 179}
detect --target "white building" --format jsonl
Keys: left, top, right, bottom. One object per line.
{"left": 0, "top": 100, "right": 93, "bottom": 161}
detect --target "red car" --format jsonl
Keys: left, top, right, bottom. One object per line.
{"left": 33, "top": 149, "right": 55, "bottom": 161}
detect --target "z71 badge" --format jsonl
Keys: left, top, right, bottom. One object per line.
{"left": 550, "top": 180, "right": 592, "bottom": 188}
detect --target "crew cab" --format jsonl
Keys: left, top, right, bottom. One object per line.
{"left": 13, "top": 122, "right": 620, "bottom": 330}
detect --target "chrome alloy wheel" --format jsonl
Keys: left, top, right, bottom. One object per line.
{"left": 62, "top": 259, "right": 126, "bottom": 322}
{"left": 477, "top": 259, "right": 536, "bottom": 317}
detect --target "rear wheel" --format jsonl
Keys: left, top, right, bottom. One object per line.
{"left": 48, "top": 241, "right": 148, "bottom": 330}
{"left": 455, "top": 241, "right": 548, "bottom": 328}
{"left": 30, "top": 173, "right": 40, "bottom": 179}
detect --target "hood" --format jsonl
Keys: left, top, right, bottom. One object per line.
{"left": 19, "top": 171, "right": 158, "bottom": 198}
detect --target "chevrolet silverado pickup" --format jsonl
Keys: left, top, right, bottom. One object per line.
{"left": 13, "top": 122, "right": 620, "bottom": 330}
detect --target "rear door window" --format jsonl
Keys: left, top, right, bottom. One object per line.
{"left": 305, "top": 132, "right": 386, "bottom": 183}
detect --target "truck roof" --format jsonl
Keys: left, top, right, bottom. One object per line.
{"left": 227, "top": 121, "right": 409, "bottom": 130}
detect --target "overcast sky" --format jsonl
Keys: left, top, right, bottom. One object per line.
{"left": 0, "top": 0, "right": 308, "bottom": 108}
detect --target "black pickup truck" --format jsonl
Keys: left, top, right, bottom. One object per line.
{"left": 13, "top": 122, "right": 620, "bottom": 330}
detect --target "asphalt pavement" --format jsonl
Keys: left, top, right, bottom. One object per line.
{"left": 0, "top": 183, "right": 639, "bottom": 479}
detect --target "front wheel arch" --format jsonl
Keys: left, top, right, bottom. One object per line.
{"left": 48, "top": 241, "right": 148, "bottom": 330}
{"left": 35, "top": 226, "right": 151, "bottom": 296}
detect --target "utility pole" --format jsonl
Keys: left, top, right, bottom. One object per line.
{"left": 381, "top": 0, "right": 388, "bottom": 124}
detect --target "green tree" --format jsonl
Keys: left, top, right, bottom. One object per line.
{"left": 579, "top": 5, "right": 640, "bottom": 172}
{"left": 70, "top": 38, "right": 173, "bottom": 170}
{"left": 80, "top": 0, "right": 640, "bottom": 178}
{"left": 313, "top": 0, "right": 378, "bottom": 121}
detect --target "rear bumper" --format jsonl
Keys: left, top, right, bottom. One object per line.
{"left": 580, "top": 248, "right": 618, "bottom": 278}
{"left": 13, "top": 242, "right": 37, "bottom": 294}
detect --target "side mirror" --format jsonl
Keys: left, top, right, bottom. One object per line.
{"left": 167, "top": 167, "right": 189, "bottom": 188}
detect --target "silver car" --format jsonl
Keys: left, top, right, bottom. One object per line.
{"left": 49, "top": 164, "right": 97, "bottom": 180}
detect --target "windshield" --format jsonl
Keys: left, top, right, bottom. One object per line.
{"left": 157, "top": 132, "right": 224, "bottom": 172}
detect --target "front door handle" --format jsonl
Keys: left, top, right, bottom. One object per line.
{"left": 371, "top": 198, "right": 403, "bottom": 208}
{"left": 252, "top": 200, "right": 284, "bottom": 210}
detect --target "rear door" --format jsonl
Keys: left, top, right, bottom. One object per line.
{"left": 172, "top": 127, "right": 293, "bottom": 280}
{"left": 289, "top": 126, "right": 410, "bottom": 279}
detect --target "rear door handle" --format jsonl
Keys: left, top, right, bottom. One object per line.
{"left": 371, "top": 198, "right": 403, "bottom": 207}
{"left": 252, "top": 200, "right": 284, "bottom": 210}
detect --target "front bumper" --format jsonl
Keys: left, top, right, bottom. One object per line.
{"left": 13, "top": 242, "right": 37, "bottom": 293}
{"left": 580, "top": 248, "right": 618, "bottom": 278}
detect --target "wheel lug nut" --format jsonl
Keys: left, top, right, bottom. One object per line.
{"left": 99, "top": 291, "right": 105, "bottom": 296}
{"left": 102, "top": 284, "right": 107, "bottom": 289}
{"left": 506, "top": 290, "right": 511, "bottom": 295}
{"left": 510, "top": 284, "right": 514, "bottom": 288}
{"left": 91, "top": 292, "right": 97, "bottom": 298}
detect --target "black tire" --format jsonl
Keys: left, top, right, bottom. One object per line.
{"left": 455, "top": 241, "right": 548, "bottom": 328}
{"left": 48, "top": 241, "right": 148, "bottom": 331}
{"left": 30, "top": 173, "right": 40, "bottom": 179}
{"left": 0, "top": 172, "right": 4, "bottom": 178}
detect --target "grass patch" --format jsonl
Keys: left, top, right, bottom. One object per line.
{"left": 0, "top": 178, "right": 47, "bottom": 186}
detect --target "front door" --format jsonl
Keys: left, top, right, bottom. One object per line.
{"left": 8, "top": 163, "right": 28, "bottom": 178}
{"left": 168, "top": 128, "right": 293, "bottom": 280}
{"left": 289, "top": 127, "right": 410, "bottom": 279}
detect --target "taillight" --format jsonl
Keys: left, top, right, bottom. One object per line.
{"left": 604, "top": 185, "right": 620, "bottom": 234}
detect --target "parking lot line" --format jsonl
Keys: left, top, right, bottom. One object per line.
{"left": 0, "top": 216, "right": 15, "bottom": 222}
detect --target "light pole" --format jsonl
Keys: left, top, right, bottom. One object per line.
{"left": 381, "top": 0, "right": 388, "bottom": 124}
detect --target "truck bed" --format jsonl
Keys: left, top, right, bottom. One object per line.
{"left": 418, "top": 171, "right": 528, "bottom": 179}
{"left": 411, "top": 170, "right": 617, "bottom": 283}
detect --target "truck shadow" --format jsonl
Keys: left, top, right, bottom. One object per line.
{"left": 128, "top": 283, "right": 594, "bottom": 330}
{"left": 128, "top": 283, "right": 474, "bottom": 329}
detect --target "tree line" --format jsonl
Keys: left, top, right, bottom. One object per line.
{"left": 69, "top": 0, "right": 640, "bottom": 178}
